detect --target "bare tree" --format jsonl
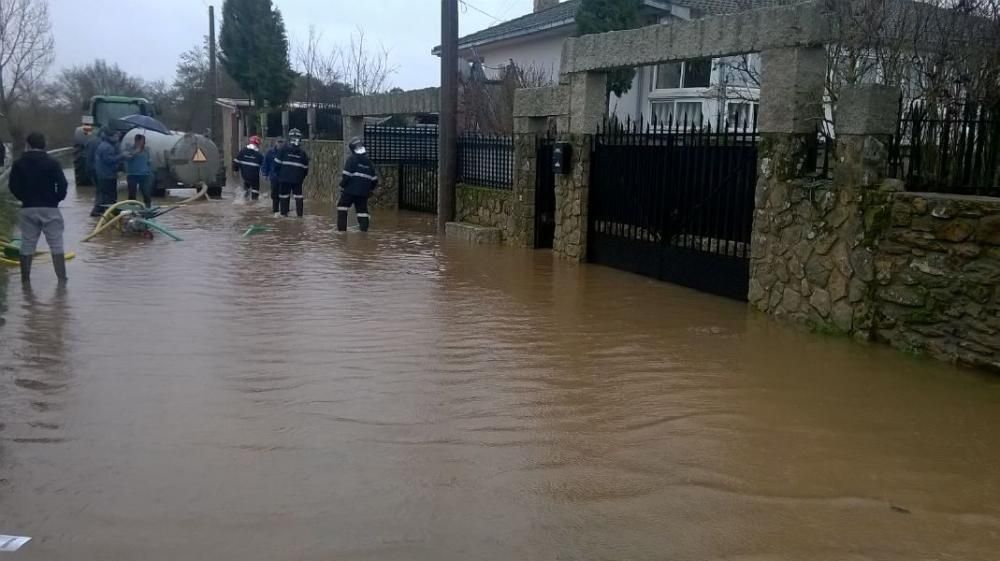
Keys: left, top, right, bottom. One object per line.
{"left": 338, "top": 27, "right": 397, "bottom": 96}
{"left": 461, "top": 60, "right": 553, "bottom": 133}
{"left": 0, "top": 0, "right": 55, "bottom": 154}
{"left": 295, "top": 25, "right": 333, "bottom": 105}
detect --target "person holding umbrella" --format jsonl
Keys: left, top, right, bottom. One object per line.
{"left": 123, "top": 133, "right": 153, "bottom": 207}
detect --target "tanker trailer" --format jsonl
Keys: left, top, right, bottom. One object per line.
{"left": 120, "top": 128, "right": 226, "bottom": 199}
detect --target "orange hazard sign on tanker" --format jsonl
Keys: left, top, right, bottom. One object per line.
{"left": 192, "top": 148, "right": 207, "bottom": 163}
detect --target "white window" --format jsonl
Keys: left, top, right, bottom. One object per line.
{"left": 726, "top": 102, "right": 758, "bottom": 129}
{"left": 653, "top": 58, "right": 713, "bottom": 90}
{"left": 651, "top": 100, "right": 704, "bottom": 127}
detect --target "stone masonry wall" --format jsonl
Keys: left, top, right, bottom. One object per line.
{"left": 456, "top": 184, "right": 513, "bottom": 237}
{"left": 875, "top": 193, "right": 1000, "bottom": 369}
{"left": 508, "top": 132, "right": 539, "bottom": 247}
{"left": 300, "top": 140, "right": 343, "bottom": 205}
{"left": 371, "top": 164, "right": 399, "bottom": 210}
{"left": 749, "top": 135, "right": 890, "bottom": 336}
{"left": 553, "top": 134, "right": 590, "bottom": 261}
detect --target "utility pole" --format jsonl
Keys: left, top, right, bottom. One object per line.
{"left": 208, "top": 5, "right": 220, "bottom": 147}
{"left": 438, "top": 0, "right": 459, "bottom": 231}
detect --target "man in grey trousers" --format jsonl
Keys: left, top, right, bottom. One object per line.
{"left": 8, "top": 132, "right": 69, "bottom": 283}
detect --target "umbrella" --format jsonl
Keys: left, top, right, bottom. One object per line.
{"left": 118, "top": 114, "right": 172, "bottom": 135}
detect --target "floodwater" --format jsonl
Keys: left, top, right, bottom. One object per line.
{"left": 1, "top": 175, "right": 1000, "bottom": 561}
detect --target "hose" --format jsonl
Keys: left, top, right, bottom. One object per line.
{"left": 140, "top": 219, "right": 183, "bottom": 241}
{"left": 82, "top": 182, "right": 207, "bottom": 243}
{"left": 80, "top": 213, "right": 126, "bottom": 243}
{"left": 0, "top": 252, "right": 76, "bottom": 267}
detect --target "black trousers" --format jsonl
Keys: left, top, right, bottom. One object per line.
{"left": 279, "top": 182, "right": 304, "bottom": 217}
{"left": 243, "top": 177, "right": 261, "bottom": 200}
{"left": 127, "top": 174, "right": 153, "bottom": 207}
{"left": 337, "top": 192, "right": 370, "bottom": 232}
{"left": 270, "top": 178, "right": 280, "bottom": 212}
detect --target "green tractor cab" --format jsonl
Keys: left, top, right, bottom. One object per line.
{"left": 72, "top": 96, "right": 157, "bottom": 186}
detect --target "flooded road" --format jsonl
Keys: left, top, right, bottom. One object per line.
{"left": 2, "top": 176, "right": 1000, "bottom": 560}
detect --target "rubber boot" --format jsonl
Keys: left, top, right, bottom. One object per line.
{"left": 52, "top": 253, "right": 68, "bottom": 283}
{"left": 295, "top": 198, "right": 304, "bottom": 218}
{"left": 358, "top": 215, "right": 370, "bottom": 232}
{"left": 279, "top": 197, "right": 290, "bottom": 217}
{"left": 336, "top": 209, "right": 348, "bottom": 231}
{"left": 19, "top": 255, "right": 32, "bottom": 284}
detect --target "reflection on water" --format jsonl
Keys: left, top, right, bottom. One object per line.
{"left": 1, "top": 179, "right": 999, "bottom": 560}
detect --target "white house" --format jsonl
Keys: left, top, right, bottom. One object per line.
{"left": 433, "top": 0, "right": 798, "bottom": 127}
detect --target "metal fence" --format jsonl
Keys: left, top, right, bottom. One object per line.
{"left": 458, "top": 134, "right": 513, "bottom": 189}
{"left": 889, "top": 101, "right": 1000, "bottom": 197}
{"left": 588, "top": 114, "right": 759, "bottom": 300}
{"left": 364, "top": 125, "right": 438, "bottom": 162}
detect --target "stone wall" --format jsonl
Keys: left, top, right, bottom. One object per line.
{"left": 553, "top": 134, "right": 590, "bottom": 261}
{"left": 749, "top": 134, "right": 890, "bottom": 337}
{"left": 456, "top": 184, "right": 513, "bottom": 235}
{"left": 372, "top": 164, "right": 399, "bottom": 210}
{"left": 875, "top": 193, "right": 1000, "bottom": 369}
{"left": 300, "top": 140, "right": 343, "bottom": 204}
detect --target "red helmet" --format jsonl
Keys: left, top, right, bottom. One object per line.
{"left": 249, "top": 135, "right": 262, "bottom": 146}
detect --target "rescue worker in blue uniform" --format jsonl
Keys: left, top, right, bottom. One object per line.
{"left": 337, "top": 137, "right": 379, "bottom": 232}
{"left": 273, "top": 129, "right": 309, "bottom": 217}
{"left": 91, "top": 127, "right": 123, "bottom": 217}
{"left": 262, "top": 139, "right": 283, "bottom": 214}
{"left": 233, "top": 135, "right": 264, "bottom": 201}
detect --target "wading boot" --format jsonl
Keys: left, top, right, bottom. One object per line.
{"left": 336, "top": 208, "right": 348, "bottom": 231}
{"left": 295, "top": 197, "right": 304, "bottom": 217}
{"left": 19, "top": 255, "right": 32, "bottom": 284}
{"left": 52, "top": 253, "right": 68, "bottom": 284}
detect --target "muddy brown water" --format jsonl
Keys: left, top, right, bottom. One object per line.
{"left": 1, "top": 177, "right": 999, "bottom": 560}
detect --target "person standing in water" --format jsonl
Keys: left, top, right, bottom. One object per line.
{"left": 8, "top": 132, "right": 69, "bottom": 283}
{"left": 337, "top": 137, "right": 378, "bottom": 232}
{"left": 123, "top": 133, "right": 154, "bottom": 207}
{"left": 261, "top": 138, "right": 284, "bottom": 214}
{"left": 233, "top": 135, "right": 264, "bottom": 201}
{"left": 273, "top": 129, "right": 309, "bottom": 218}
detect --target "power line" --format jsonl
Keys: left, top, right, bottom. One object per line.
{"left": 459, "top": 0, "right": 502, "bottom": 23}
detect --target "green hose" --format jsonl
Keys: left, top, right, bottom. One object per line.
{"left": 141, "top": 219, "right": 184, "bottom": 241}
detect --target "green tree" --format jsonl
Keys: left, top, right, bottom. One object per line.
{"left": 219, "top": 0, "right": 295, "bottom": 117}
{"left": 576, "top": 0, "right": 642, "bottom": 97}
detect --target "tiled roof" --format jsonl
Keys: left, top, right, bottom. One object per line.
{"left": 444, "top": 0, "right": 808, "bottom": 52}
{"left": 670, "top": 0, "right": 805, "bottom": 16}
{"left": 455, "top": 0, "right": 582, "bottom": 50}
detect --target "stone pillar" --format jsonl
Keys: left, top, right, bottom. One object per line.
{"left": 749, "top": 76, "right": 901, "bottom": 338}
{"left": 510, "top": 116, "right": 548, "bottom": 247}
{"left": 748, "top": 46, "right": 828, "bottom": 318}
{"left": 829, "top": 84, "right": 901, "bottom": 336}
{"left": 553, "top": 72, "right": 606, "bottom": 261}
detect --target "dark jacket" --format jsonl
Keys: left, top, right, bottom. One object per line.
{"left": 274, "top": 144, "right": 310, "bottom": 184}
{"left": 8, "top": 150, "right": 68, "bottom": 208}
{"left": 84, "top": 135, "right": 101, "bottom": 178}
{"left": 340, "top": 153, "right": 379, "bottom": 197}
{"left": 94, "top": 137, "right": 121, "bottom": 180}
{"left": 262, "top": 146, "right": 279, "bottom": 181}
{"left": 233, "top": 146, "right": 263, "bottom": 182}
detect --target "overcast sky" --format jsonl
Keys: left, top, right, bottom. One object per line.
{"left": 49, "top": 0, "right": 538, "bottom": 91}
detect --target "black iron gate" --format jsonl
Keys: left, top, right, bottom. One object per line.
{"left": 535, "top": 136, "right": 556, "bottom": 249}
{"left": 365, "top": 124, "right": 439, "bottom": 214}
{"left": 588, "top": 118, "right": 758, "bottom": 300}
{"left": 399, "top": 161, "right": 438, "bottom": 213}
